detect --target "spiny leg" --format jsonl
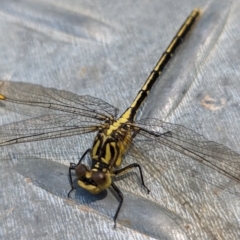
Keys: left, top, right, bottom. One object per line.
{"left": 114, "top": 163, "right": 150, "bottom": 193}
{"left": 111, "top": 163, "right": 150, "bottom": 227}
{"left": 111, "top": 182, "right": 123, "bottom": 228}
{"left": 68, "top": 148, "right": 91, "bottom": 197}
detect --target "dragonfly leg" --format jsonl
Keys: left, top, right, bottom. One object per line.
{"left": 111, "top": 182, "right": 123, "bottom": 228}
{"left": 74, "top": 148, "right": 91, "bottom": 166}
{"left": 67, "top": 148, "right": 91, "bottom": 197}
{"left": 114, "top": 163, "right": 150, "bottom": 193}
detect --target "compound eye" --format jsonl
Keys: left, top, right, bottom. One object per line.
{"left": 92, "top": 171, "right": 106, "bottom": 185}
{"left": 75, "top": 164, "right": 87, "bottom": 178}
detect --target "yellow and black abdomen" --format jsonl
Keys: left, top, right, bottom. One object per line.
{"left": 120, "top": 9, "right": 200, "bottom": 123}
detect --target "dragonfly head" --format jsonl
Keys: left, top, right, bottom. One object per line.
{"left": 75, "top": 164, "right": 112, "bottom": 194}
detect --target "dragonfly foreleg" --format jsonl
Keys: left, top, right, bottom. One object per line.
{"left": 111, "top": 181, "right": 123, "bottom": 228}
{"left": 67, "top": 148, "right": 91, "bottom": 197}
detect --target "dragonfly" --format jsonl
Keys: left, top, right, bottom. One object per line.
{"left": 0, "top": 9, "right": 239, "bottom": 230}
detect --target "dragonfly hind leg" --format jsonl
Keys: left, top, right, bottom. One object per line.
{"left": 67, "top": 148, "right": 91, "bottom": 197}
{"left": 113, "top": 163, "right": 150, "bottom": 193}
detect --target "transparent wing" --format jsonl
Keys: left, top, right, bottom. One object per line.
{"left": 0, "top": 80, "right": 119, "bottom": 120}
{"left": 116, "top": 119, "right": 240, "bottom": 239}
{"left": 0, "top": 113, "right": 100, "bottom": 146}
{"left": 134, "top": 118, "right": 240, "bottom": 183}
{"left": 126, "top": 140, "right": 239, "bottom": 239}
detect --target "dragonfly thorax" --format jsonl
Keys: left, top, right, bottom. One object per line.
{"left": 91, "top": 123, "right": 133, "bottom": 166}
{"left": 75, "top": 126, "right": 132, "bottom": 194}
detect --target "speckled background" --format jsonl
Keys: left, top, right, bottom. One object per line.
{"left": 0, "top": 0, "right": 239, "bottom": 239}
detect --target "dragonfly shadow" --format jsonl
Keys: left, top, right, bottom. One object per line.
{"left": 6, "top": 147, "right": 192, "bottom": 239}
